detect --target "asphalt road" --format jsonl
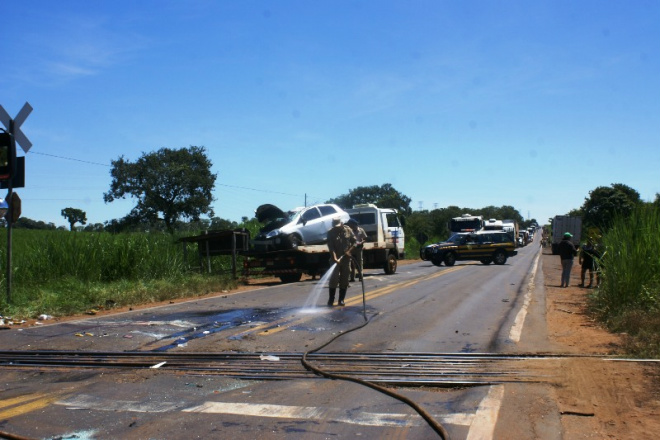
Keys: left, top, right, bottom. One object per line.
{"left": 0, "top": 236, "right": 561, "bottom": 439}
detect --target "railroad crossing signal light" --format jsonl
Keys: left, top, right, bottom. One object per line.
{"left": 0, "top": 131, "right": 22, "bottom": 188}
{"left": 0, "top": 131, "right": 11, "bottom": 181}
{"left": 0, "top": 157, "right": 24, "bottom": 189}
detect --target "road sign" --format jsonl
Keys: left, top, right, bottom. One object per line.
{"left": 10, "top": 192, "right": 21, "bottom": 223}
{"left": 0, "top": 102, "right": 32, "bottom": 152}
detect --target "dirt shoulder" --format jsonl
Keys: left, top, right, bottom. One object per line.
{"left": 541, "top": 247, "right": 660, "bottom": 439}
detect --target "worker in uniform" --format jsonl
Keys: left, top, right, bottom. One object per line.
{"left": 347, "top": 218, "right": 367, "bottom": 282}
{"left": 578, "top": 239, "right": 601, "bottom": 288}
{"left": 326, "top": 216, "right": 356, "bottom": 306}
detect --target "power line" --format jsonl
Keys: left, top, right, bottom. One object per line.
{"left": 28, "top": 151, "right": 332, "bottom": 203}
{"left": 216, "top": 183, "right": 332, "bottom": 201}
{"left": 29, "top": 151, "right": 111, "bottom": 167}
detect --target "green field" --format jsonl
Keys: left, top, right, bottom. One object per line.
{"left": 0, "top": 229, "right": 236, "bottom": 319}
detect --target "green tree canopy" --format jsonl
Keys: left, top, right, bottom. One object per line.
{"left": 104, "top": 146, "right": 217, "bottom": 233}
{"left": 478, "top": 205, "right": 524, "bottom": 224}
{"left": 327, "top": 183, "right": 412, "bottom": 215}
{"left": 581, "top": 183, "right": 641, "bottom": 231}
{"left": 61, "top": 207, "right": 87, "bottom": 231}
{"left": 12, "top": 217, "right": 57, "bottom": 230}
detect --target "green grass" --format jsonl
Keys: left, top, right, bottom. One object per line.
{"left": 588, "top": 205, "right": 660, "bottom": 358}
{"left": 0, "top": 229, "right": 237, "bottom": 319}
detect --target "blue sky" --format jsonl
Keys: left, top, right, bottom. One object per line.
{"left": 2, "top": 1, "right": 659, "bottom": 228}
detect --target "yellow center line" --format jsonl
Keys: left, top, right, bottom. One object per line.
{"left": 253, "top": 265, "right": 467, "bottom": 336}
{"left": 0, "top": 393, "right": 45, "bottom": 409}
{"left": 345, "top": 265, "right": 465, "bottom": 305}
{"left": 0, "top": 391, "right": 69, "bottom": 420}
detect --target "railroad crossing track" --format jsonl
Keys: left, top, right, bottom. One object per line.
{"left": 0, "top": 351, "right": 577, "bottom": 386}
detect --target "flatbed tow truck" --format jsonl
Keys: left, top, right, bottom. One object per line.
{"left": 243, "top": 204, "right": 405, "bottom": 283}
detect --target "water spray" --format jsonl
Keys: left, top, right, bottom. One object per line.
{"left": 301, "top": 251, "right": 450, "bottom": 438}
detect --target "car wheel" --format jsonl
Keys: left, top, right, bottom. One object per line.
{"left": 288, "top": 234, "right": 303, "bottom": 249}
{"left": 444, "top": 252, "right": 456, "bottom": 266}
{"left": 481, "top": 258, "right": 492, "bottom": 265}
{"left": 493, "top": 250, "right": 507, "bottom": 265}
{"left": 384, "top": 253, "right": 397, "bottom": 274}
{"left": 431, "top": 255, "right": 443, "bottom": 266}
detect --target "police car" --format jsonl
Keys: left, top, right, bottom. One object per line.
{"left": 430, "top": 231, "right": 517, "bottom": 266}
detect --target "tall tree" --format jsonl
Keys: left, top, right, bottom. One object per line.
{"left": 581, "top": 183, "right": 641, "bottom": 230}
{"left": 327, "top": 184, "right": 412, "bottom": 215}
{"left": 61, "top": 207, "right": 87, "bottom": 231}
{"left": 104, "top": 146, "right": 216, "bottom": 233}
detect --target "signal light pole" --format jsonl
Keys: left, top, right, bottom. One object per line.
{"left": 0, "top": 103, "right": 32, "bottom": 304}
{"left": 0, "top": 122, "right": 17, "bottom": 304}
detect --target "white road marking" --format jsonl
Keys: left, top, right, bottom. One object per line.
{"left": 508, "top": 249, "right": 542, "bottom": 343}
{"left": 184, "top": 401, "right": 474, "bottom": 427}
{"left": 55, "top": 395, "right": 485, "bottom": 429}
{"left": 57, "top": 395, "right": 184, "bottom": 413}
{"left": 466, "top": 385, "right": 504, "bottom": 440}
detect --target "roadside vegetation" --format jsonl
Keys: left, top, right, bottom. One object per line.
{"left": 0, "top": 229, "right": 238, "bottom": 319}
{"left": 588, "top": 205, "right": 660, "bottom": 358}
{"left": 561, "top": 183, "right": 660, "bottom": 359}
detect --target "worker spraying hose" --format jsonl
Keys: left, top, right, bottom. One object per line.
{"left": 304, "top": 233, "right": 449, "bottom": 437}
{"left": 326, "top": 216, "right": 356, "bottom": 306}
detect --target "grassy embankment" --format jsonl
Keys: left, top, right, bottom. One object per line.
{"left": 588, "top": 205, "right": 660, "bottom": 358}
{"left": 0, "top": 229, "right": 237, "bottom": 319}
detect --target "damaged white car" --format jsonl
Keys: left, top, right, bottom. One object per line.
{"left": 254, "top": 203, "right": 350, "bottom": 251}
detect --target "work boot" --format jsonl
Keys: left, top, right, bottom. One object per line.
{"left": 338, "top": 288, "right": 347, "bottom": 306}
{"left": 327, "top": 288, "right": 336, "bottom": 306}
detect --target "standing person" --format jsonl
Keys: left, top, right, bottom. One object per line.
{"left": 558, "top": 232, "right": 578, "bottom": 288}
{"left": 346, "top": 219, "right": 367, "bottom": 282}
{"left": 326, "top": 216, "right": 356, "bottom": 306}
{"left": 579, "top": 239, "right": 601, "bottom": 288}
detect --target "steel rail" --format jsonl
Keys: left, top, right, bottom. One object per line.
{"left": 0, "top": 350, "right": 565, "bottom": 386}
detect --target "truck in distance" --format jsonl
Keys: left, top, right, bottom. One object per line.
{"left": 449, "top": 214, "right": 485, "bottom": 233}
{"left": 551, "top": 215, "right": 582, "bottom": 255}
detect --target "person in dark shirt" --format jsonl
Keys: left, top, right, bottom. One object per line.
{"left": 558, "top": 232, "right": 578, "bottom": 288}
{"left": 579, "top": 240, "right": 601, "bottom": 288}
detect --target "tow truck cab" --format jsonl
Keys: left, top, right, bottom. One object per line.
{"left": 345, "top": 204, "right": 405, "bottom": 274}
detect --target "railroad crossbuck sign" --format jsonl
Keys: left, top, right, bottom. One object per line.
{"left": 0, "top": 102, "right": 33, "bottom": 152}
